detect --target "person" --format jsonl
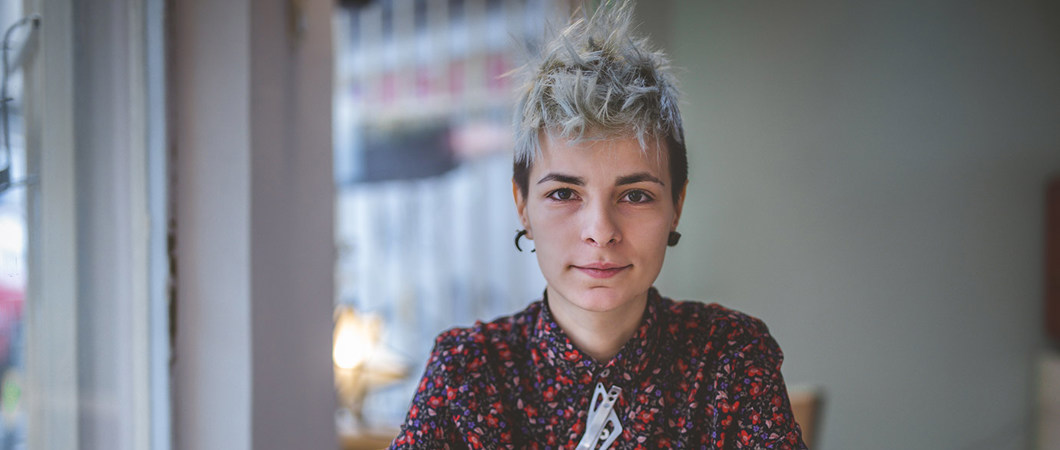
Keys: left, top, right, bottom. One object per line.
{"left": 390, "top": 2, "right": 806, "bottom": 448}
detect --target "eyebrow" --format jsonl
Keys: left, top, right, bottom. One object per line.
{"left": 536, "top": 172, "right": 665, "bottom": 187}
{"left": 536, "top": 173, "right": 585, "bottom": 186}
{"left": 616, "top": 172, "right": 665, "bottom": 187}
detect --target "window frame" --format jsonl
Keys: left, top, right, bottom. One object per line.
{"left": 22, "top": 0, "right": 169, "bottom": 448}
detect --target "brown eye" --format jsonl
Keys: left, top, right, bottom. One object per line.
{"left": 547, "top": 188, "right": 577, "bottom": 201}
{"left": 622, "top": 189, "right": 654, "bottom": 204}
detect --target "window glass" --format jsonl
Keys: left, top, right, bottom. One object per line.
{"left": 333, "top": 0, "right": 564, "bottom": 433}
{"left": 0, "top": 2, "right": 35, "bottom": 447}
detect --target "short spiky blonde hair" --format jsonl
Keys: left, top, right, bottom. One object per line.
{"left": 511, "top": 0, "right": 687, "bottom": 203}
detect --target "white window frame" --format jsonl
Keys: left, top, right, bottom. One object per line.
{"left": 22, "top": 0, "right": 169, "bottom": 448}
{"left": 22, "top": 0, "right": 78, "bottom": 447}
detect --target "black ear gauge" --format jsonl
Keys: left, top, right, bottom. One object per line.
{"left": 515, "top": 229, "right": 535, "bottom": 252}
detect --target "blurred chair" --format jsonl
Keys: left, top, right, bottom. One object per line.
{"left": 789, "top": 387, "right": 824, "bottom": 448}
{"left": 340, "top": 432, "right": 395, "bottom": 450}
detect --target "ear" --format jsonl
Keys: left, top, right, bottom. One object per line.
{"left": 513, "top": 179, "right": 531, "bottom": 234}
{"left": 672, "top": 180, "right": 688, "bottom": 230}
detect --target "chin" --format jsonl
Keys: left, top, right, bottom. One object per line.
{"left": 570, "top": 286, "right": 639, "bottom": 312}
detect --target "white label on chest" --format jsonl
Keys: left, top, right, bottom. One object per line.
{"left": 575, "top": 383, "right": 623, "bottom": 450}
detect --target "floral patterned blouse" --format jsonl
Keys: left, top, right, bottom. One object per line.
{"left": 390, "top": 288, "right": 807, "bottom": 449}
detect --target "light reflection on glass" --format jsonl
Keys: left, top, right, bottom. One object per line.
{"left": 0, "top": 2, "right": 29, "bottom": 447}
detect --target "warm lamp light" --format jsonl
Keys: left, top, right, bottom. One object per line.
{"left": 333, "top": 304, "right": 408, "bottom": 432}
{"left": 333, "top": 310, "right": 376, "bottom": 369}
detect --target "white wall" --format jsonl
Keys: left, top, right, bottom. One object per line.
{"left": 173, "top": 1, "right": 336, "bottom": 449}
{"left": 172, "top": 0, "right": 252, "bottom": 447}
{"left": 643, "top": 1, "right": 1060, "bottom": 449}
{"left": 247, "top": 0, "right": 338, "bottom": 448}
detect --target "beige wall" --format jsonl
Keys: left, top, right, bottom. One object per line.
{"left": 641, "top": 1, "right": 1060, "bottom": 449}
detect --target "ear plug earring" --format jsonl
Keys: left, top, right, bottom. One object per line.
{"left": 515, "top": 229, "right": 535, "bottom": 252}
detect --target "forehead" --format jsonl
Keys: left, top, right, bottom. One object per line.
{"left": 532, "top": 135, "right": 670, "bottom": 182}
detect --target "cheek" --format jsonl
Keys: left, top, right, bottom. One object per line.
{"left": 620, "top": 205, "right": 674, "bottom": 231}
{"left": 527, "top": 204, "right": 577, "bottom": 243}
{"left": 626, "top": 216, "right": 673, "bottom": 250}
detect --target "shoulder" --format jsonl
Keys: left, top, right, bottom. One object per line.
{"left": 662, "top": 298, "right": 773, "bottom": 339}
{"left": 427, "top": 301, "right": 542, "bottom": 373}
{"left": 660, "top": 298, "right": 782, "bottom": 360}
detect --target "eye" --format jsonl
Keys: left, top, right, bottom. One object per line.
{"left": 622, "top": 189, "right": 654, "bottom": 204}
{"left": 546, "top": 188, "right": 578, "bottom": 202}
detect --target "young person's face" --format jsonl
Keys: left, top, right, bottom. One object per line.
{"left": 514, "top": 135, "right": 686, "bottom": 315}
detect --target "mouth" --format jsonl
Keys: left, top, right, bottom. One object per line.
{"left": 572, "top": 263, "right": 632, "bottom": 279}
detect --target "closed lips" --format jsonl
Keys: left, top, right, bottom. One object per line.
{"left": 573, "top": 263, "right": 631, "bottom": 278}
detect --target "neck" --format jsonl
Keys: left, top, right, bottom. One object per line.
{"left": 546, "top": 287, "right": 649, "bottom": 362}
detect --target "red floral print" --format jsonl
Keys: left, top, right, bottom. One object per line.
{"left": 389, "top": 288, "right": 806, "bottom": 449}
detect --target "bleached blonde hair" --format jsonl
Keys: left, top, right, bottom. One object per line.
{"left": 511, "top": 0, "right": 687, "bottom": 201}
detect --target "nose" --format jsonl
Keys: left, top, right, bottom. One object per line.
{"left": 581, "top": 201, "right": 621, "bottom": 247}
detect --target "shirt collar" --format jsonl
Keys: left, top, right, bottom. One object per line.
{"left": 531, "top": 287, "right": 663, "bottom": 376}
